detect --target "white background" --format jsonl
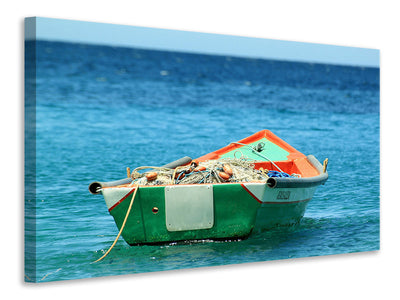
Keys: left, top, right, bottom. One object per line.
{"left": 2, "top": 0, "right": 398, "bottom": 299}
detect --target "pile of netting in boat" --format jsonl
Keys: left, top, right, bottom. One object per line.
{"left": 129, "top": 158, "right": 271, "bottom": 186}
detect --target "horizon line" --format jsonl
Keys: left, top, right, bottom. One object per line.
{"left": 25, "top": 17, "right": 380, "bottom": 68}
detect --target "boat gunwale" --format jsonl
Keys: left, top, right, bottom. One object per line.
{"left": 101, "top": 180, "right": 267, "bottom": 190}
{"left": 266, "top": 155, "right": 328, "bottom": 189}
{"left": 98, "top": 155, "right": 328, "bottom": 191}
{"left": 100, "top": 154, "right": 327, "bottom": 190}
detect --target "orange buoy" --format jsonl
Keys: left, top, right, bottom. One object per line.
{"left": 189, "top": 159, "right": 199, "bottom": 172}
{"left": 219, "top": 171, "right": 231, "bottom": 181}
{"left": 194, "top": 166, "right": 206, "bottom": 172}
{"left": 146, "top": 172, "right": 158, "bottom": 181}
{"left": 175, "top": 172, "right": 185, "bottom": 180}
{"left": 223, "top": 164, "right": 233, "bottom": 176}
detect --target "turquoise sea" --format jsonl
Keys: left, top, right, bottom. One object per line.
{"left": 25, "top": 40, "right": 380, "bottom": 282}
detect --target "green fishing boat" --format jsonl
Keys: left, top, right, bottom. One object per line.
{"left": 89, "top": 130, "right": 328, "bottom": 245}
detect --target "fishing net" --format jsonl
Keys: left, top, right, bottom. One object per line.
{"left": 130, "top": 158, "right": 271, "bottom": 186}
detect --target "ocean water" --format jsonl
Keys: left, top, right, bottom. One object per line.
{"left": 25, "top": 40, "right": 380, "bottom": 282}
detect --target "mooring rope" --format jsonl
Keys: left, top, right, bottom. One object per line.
{"left": 93, "top": 184, "right": 139, "bottom": 263}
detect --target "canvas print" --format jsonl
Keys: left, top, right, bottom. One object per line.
{"left": 24, "top": 17, "right": 380, "bottom": 282}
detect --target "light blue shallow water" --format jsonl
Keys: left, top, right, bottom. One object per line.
{"left": 25, "top": 41, "right": 379, "bottom": 282}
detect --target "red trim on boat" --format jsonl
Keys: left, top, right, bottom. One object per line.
{"left": 240, "top": 184, "right": 262, "bottom": 203}
{"left": 108, "top": 188, "right": 136, "bottom": 212}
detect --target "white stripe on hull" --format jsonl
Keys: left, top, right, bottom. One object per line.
{"left": 102, "top": 183, "right": 318, "bottom": 212}
{"left": 241, "top": 182, "right": 317, "bottom": 204}
{"left": 102, "top": 187, "right": 133, "bottom": 210}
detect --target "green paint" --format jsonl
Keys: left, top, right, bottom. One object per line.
{"left": 109, "top": 184, "right": 313, "bottom": 245}
{"left": 254, "top": 202, "right": 309, "bottom": 231}
{"left": 109, "top": 184, "right": 261, "bottom": 245}
{"left": 220, "top": 138, "right": 289, "bottom": 161}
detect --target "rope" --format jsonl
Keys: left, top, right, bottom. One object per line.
{"left": 171, "top": 168, "right": 178, "bottom": 184}
{"left": 130, "top": 166, "right": 172, "bottom": 180}
{"left": 93, "top": 185, "right": 139, "bottom": 263}
{"left": 128, "top": 157, "right": 270, "bottom": 186}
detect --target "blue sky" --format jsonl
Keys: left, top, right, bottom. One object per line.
{"left": 26, "top": 17, "right": 379, "bottom": 67}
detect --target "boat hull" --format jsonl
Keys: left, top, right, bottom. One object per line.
{"left": 91, "top": 130, "right": 328, "bottom": 245}
{"left": 253, "top": 185, "right": 316, "bottom": 231}
{"left": 102, "top": 182, "right": 318, "bottom": 245}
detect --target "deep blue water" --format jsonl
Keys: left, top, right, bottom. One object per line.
{"left": 25, "top": 40, "right": 379, "bottom": 282}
